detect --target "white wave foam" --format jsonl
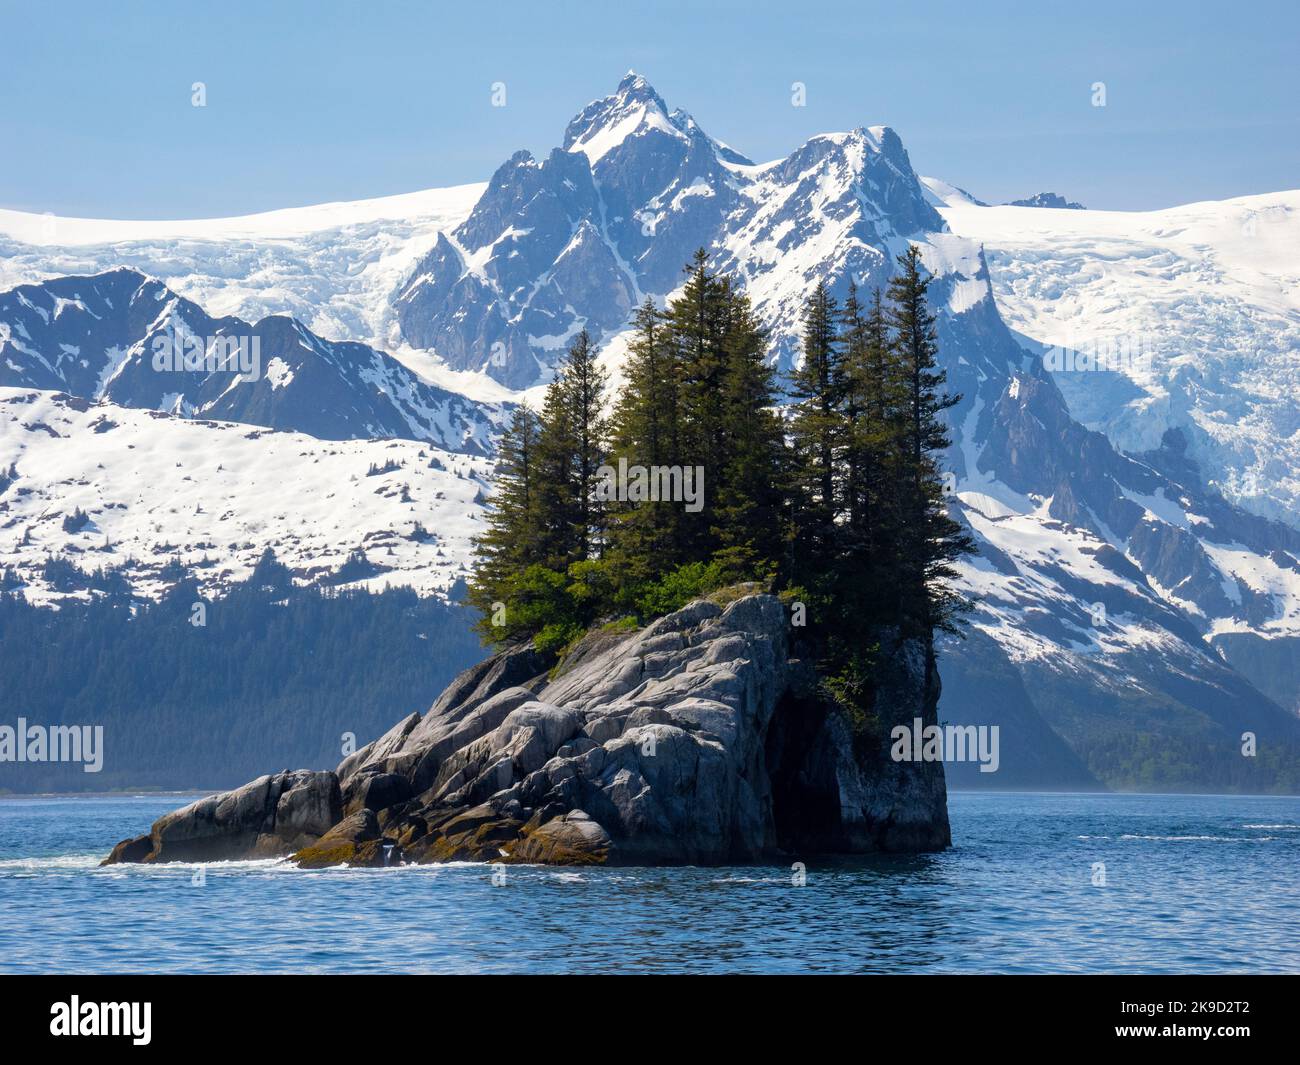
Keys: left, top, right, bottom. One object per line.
{"left": 1119, "top": 834, "right": 1277, "bottom": 842}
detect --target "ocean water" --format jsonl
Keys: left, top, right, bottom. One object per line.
{"left": 0, "top": 791, "right": 1296, "bottom": 974}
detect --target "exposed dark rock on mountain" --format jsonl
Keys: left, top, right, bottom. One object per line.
{"left": 395, "top": 72, "right": 943, "bottom": 386}
{"left": 952, "top": 350, "right": 1300, "bottom": 788}
{"left": 0, "top": 268, "right": 505, "bottom": 453}
{"left": 1004, "top": 192, "right": 1086, "bottom": 210}
{"left": 104, "top": 594, "right": 951, "bottom": 866}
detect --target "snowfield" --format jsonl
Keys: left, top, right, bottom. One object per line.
{"left": 926, "top": 183, "right": 1300, "bottom": 526}
{"left": 0, "top": 388, "right": 487, "bottom": 605}
{"left": 0, "top": 184, "right": 494, "bottom": 399}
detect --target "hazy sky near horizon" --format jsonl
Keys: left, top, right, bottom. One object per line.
{"left": 3, "top": 0, "right": 1296, "bottom": 218}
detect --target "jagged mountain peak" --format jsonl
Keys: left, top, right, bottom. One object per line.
{"left": 814, "top": 124, "right": 898, "bottom": 150}
{"left": 563, "top": 72, "right": 683, "bottom": 163}
{"left": 773, "top": 124, "right": 936, "bottom": 216}
{"left": 561, "top": 72, "right": 752, "bottom": 169}
{"left": 400, "top": 85, "right": 950, "bottom": 385}
{"left": 615, "top": 69, "right": 662, "bottom": 105}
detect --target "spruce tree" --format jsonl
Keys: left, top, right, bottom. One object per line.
{"left": 667, "top": 249, "right": 729, "bottom": 558}
{"left": 606, "top": 299, "right": 681, "bottom": 586}
{"left": 532, "top": 368, "right": 580, "bottom": 573}
{"left": 531, "top": 329, "right": 609, "bottom": 573}
{"left": 840, "top": 282, "right": 870, "bottom": 537}
{"left": 787, "top": 281, "right": 845, "bottom": 590}
{"left": 841, "top": 284, "right": 910, "bottom": 623}
{"left": 466, "top": 404, "right": 540, "bottom": 638}
{"left": 712, "top": 286, "right": 788, "bottom": 578}
{"left": 885, "top": 246, "right": 973, "bottom": 631}
{"left": 567, "top": 329, "right": 609, "bottom": 562}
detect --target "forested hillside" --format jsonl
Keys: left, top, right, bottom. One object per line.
{"left": 0, "top": 551, "right": 482, "bottom": 792}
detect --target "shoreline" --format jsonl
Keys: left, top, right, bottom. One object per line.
{"left": 4, "top": 788, "right": 1300, "bottom": 801}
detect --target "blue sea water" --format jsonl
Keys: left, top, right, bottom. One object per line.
{"left": 0, "top": 791, "right": 1296, "bottom": 974}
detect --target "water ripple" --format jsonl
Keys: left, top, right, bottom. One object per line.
{"left": 1, "top": 791, "right": 1297, "bottom": 973}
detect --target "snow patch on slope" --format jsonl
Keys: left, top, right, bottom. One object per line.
{"left": 935, "top": 189, "right": 1300, "bottom": 525}
{"left": 0, "top": 388, "right": 487, "bottom": 604}
{"left": 0, "top": 185, "right": 487, "bottom": 398}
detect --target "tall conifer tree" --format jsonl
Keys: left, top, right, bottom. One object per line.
{"left": 466, "top": 403, "right": 540, "bottom": 636}
{"left": 787, "top": 281, "right": 844, "bottom": 589}
{"left": 886, "top": 247, "right": 972, "bottom": 630}
{"left": 532, "top": 329, "right": 608, "bottom": 571}
{"left": 667, "top": 249, "right": 729, "bottom": 557}
{"left": 713, "top": 287, "right": 787, "bottom": 576}
{"left": 607, "top": 299, "right": 681, "bottom": 584}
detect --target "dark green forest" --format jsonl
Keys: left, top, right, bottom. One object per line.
{"left": 0, "top": 550, "right": 481, "bottom": 792}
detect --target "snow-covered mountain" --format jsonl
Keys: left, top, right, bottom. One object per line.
{"left": 2, "top": 73, "right": 1298, "bottom": 789}
{"left": 0, "top": 387, "right": 489, "bottom": 606}
{"left": 923, "top": 181, "right": 1300, "bottom": 530}
{"left": 396, "top": 73, "right": 942, "bottom": 387}
{"left": 0, "top": 268, "right": 507, "bottom": 452}
{"left": 0, "top": 182, "right": 483, "bottom": 358}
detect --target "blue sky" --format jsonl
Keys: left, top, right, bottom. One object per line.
{"left": 3, "top": 0, "right": 1296, "bottom": 217}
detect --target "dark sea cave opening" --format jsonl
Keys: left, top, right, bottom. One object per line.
{"left": 764, "top": 689, "right": 844, "bottom": 854}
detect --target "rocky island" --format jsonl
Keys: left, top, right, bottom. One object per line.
{"left": 105, "top": 244, "right": 971, "bottom": 868}
{"left": 105, "top": 593, "right": 950, "bottom": 867}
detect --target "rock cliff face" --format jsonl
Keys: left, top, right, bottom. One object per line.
{"left": 104, "top": 594, "right": 950, "bottom": 867}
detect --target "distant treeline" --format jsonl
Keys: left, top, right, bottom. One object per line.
{"left": 0, "top": 550, "right": 483, "bottom": 793}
